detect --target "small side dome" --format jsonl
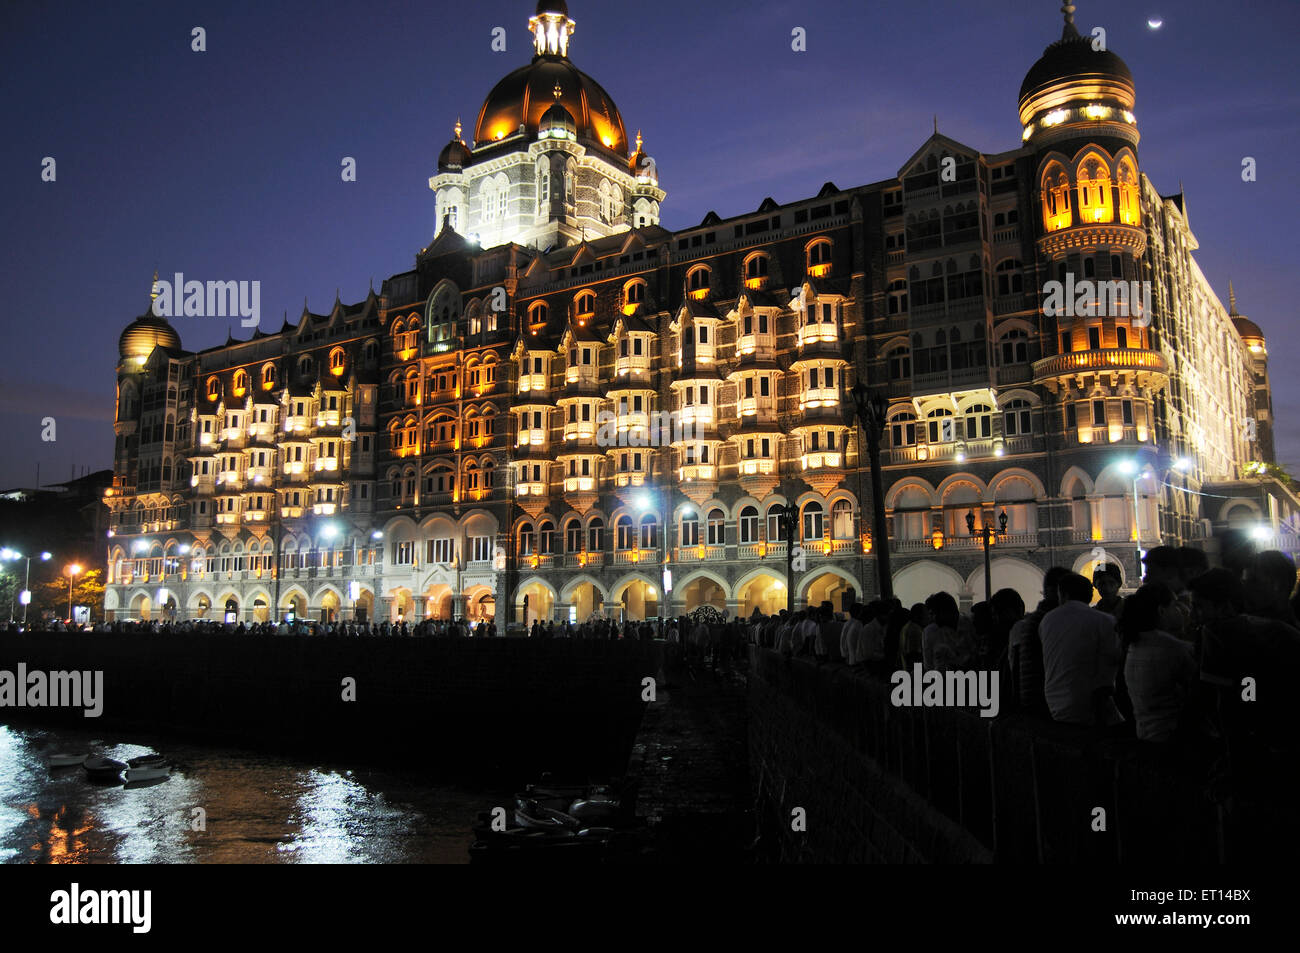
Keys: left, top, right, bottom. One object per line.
{"left": 119, "top": 314, "right": 181, "bottom": 362}
{"left": 438, "top": 119, "right": 471, "bottom": 172}
{"left": 538, "top": 96, "right": 576, "bottom": 141}
{"left": 628, "top": 130, "right": 655, "bottom": 183}
{"left": 119, "top": 274, "right": 182, "bottom": 361}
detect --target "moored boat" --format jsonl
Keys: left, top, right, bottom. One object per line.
{"left": 49, "top": 753, "right": 85, "bottom": 769}
{"left": 82, "top": 756, "right": 127, "bottom": 782}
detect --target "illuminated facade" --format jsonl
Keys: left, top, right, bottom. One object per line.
{"left": 104, "top": 2, "right": 1298, "bottom": 624}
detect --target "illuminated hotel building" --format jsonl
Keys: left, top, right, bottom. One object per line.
{"left": 103, "top": 1, "right": 1298, "bottom": 624}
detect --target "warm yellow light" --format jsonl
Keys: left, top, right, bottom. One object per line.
{"left": 807, "top": 263, "right": 831, "bottom": 278}
{"left": 931, "top": 529, "right": 944, "bottom": 551}
{"left": 68, "top": 564, "right": 82, "bottom": 576}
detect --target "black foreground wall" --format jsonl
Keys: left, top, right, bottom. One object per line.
{"left": 0, "top": 634, "right": 661, "bottom": 778}
{"left": 749, "top": 649, "right": 1244, "bottom": 863}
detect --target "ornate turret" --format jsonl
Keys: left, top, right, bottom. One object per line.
{"left": 119, "top": 271, "right": 182, "bottom": 366}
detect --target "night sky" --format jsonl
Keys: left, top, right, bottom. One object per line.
{"left": 1, "top": 0, "right": 1296, "bottom": 490}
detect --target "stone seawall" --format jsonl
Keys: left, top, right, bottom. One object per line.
{"left": 749, "top": 648, "right": 1231, "bottom": 863}
{"left": 0, "top": 634, "right": 661, "bottom": 778}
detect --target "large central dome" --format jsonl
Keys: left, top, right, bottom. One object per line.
{"left": 473, "top": 3, "right": 627, "bottom": 154}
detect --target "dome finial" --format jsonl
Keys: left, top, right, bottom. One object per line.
{"left": 454, "top": 117, "right": 463, "bottom": 141}
{"left": 150, "top": 269, "right": 159, "bottom": 302}
{"left": 635, "top": 130, "right": 643, "bottom": 151}
{"left": 1229, "top": 281, "right": 1238, "bottom": 316}
{"left": 1061, "top": 2, "right": 1079, "bottom": 39}
{"left": 553, "top": 82, "right": 563, "bottom": 100}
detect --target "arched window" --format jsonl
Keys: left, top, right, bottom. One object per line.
{"left": 999, "top": 328, "right": 1030, "bottom": 364}
{"left": 995, "top": 259, "right": 1024, "bottom": 296}
{"left": 707, "top": 508, "right": 725, "bottom": 545}
{"left": 1042, "top": 163, "right": 1072, "bottom": 231}
{"left": 807, "top": 239, "right": 832, "bottom": 270}
{"left": 538, "top": 519, "right": 556, "bottom": 555}
{"left": 519, "top": 520, "right": 536, "bottom": 556}
{"left": 565, "top": 518, "right": 582, "bottom": 552}
{"left": 887, "top": 279, "right": 908, "bottom": 315}
{"left": 587, "top": 517, "right": 604, "bottom": 552}
{"left": 831, "top": 500, "right": 854, "bottom": 539}
{"left": 574, "top": 291, "right": 596, "bottom": 320}
{"left": 801, "top": 501, "right": 824, "bottom": 541}
{"left": 687, "top": 266, "right": 710, "bottom": 296}
{"left": 261, "top": 363, "right": 277, "bottom": 388}
{"left": 887, "top": 345, "right": 912, "bottom": 380}
{"left": 528, "top": 301, "right": 549, "bottom": 332}
{"left": 329, "top": 348, "right": 345, "bottom": 375}
{"left": 963, "top": 403, "right": 993, "bottom": 439}
{"left": 232, "top": 370, "right": 247, "bottom": 395}
{"left": 744, "top": 254, "right": 769, "bottom": 282}
{"left": 766, "top": 504, "right": 785, "bottom": 543}
{"left": 927, "top": 408, "right": 955, "bottom": 443}
{"left": 206, "top": 377, "right": 220, "bottom": 401}
{"left": 739, "top": 505, "right": 759, "bottom": 544}
{"left": 536, "top": 161, "right": 551, "bottom": 216}
{"left": 616, "top": 514, "right": 636, "bottom": 550}
{"left": 639, "top": 514, "right": 658, "bottom": 549}
{"left": 1116, "top": 155, "right": 1140, "bottom": 226}
{"left": 681, "top": 510, "right": 700, "bottom": 546}
{"left": 1076, "top": 153, "right": 1114, "bottom": 224}
{"left": 890, "top": 411, "right": 917, "bottom": 447}
{"left": 1003, "top": 398, "right": 1034, "bottom": 436}
{"left": 624, "top": 280, "right": 646, "bottom": 306}
{"left": 298, "top": 355, "right": 313, "bottom": 376}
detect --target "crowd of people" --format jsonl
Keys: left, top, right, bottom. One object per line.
{"left": 9, "top": 617, "right": 499, "bottom": 638}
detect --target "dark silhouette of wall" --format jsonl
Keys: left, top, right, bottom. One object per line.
{"left": 749, "top": 649, "right": 1231, "bottom": 863}
{"left": 0, "top": 634, "right": 659, "bottom": 779}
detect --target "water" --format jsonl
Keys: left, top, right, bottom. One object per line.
{"left": 0, "top": 724, "right": 502, "bottom": 863}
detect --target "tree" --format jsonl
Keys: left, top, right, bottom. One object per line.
{"left": 32, "top": 569, "right": 106, "bottom": 624}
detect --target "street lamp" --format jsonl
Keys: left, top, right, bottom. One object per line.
{"left": 66, "top": 564, "right": 82, "bottom": 622}
{"left": 849, "top": 381, "right": 893, "bottom": 600}
{"left": 774, "top": 494, "right": 798, "bottom": 614}
{"left": 1, "top": 549, "right": 20, "bottom": 622}
{"left": 22, "top": 552, "right": 52, "bottom": 626}
{"left": 1117, "top": 459, "right": 1148, "bottom": 581}
{"left": 966, "top": 509, "right": 1009, "bottom": 603}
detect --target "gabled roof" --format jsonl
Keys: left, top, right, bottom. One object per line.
{"left": 897, "top": 133, "right": 981, "bottom": 178}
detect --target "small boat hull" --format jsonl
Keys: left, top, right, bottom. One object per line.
{"left": 49, "top": 753, "right": 85, "bottom": 769}
{"left": 82, "top": 756, "right": 127, "bottom": 782}
{"left": 124, "top": 765, "right": 169, "bottom": 782}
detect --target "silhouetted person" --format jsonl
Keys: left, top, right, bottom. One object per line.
{"left": 1039, "top": 572, "right": 1123, "bottom": 728}
{"left": 1120, "top": 584, "right": 1194, "bottom": 743}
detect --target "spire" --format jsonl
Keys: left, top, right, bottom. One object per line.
{"left": 933, "top": 115, "right": 938, "bottom": 134}
{"left": 635, "top": 130, "right": 643, "bottom": 152}
{"left": 553, "top": 82, "right": 563, "bottom": 100}
{"left": 1229, "top": 281, "right": 1238, "bottom": 316}
{"left": 453, "top": 118, "right": 463, "bottom": 141}
{"left": 149, "top": 269, "right": 159, "bottom": 302}
{"left": 1061, "top": 2, "right": 1079, "bottom": 39}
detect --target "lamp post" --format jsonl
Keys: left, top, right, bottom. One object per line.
{"left": 775, "top": 493, "right": 798, "bottom": 614}
{"left": 850, "top": 381, "right": 893, "bottom": 600}
{"left": 0, "top": 549, "right": 20, "bottom": 622}
{"left": 66, "top": 564, "right": 82, "bottom": 622}
{"left": 22, "top": 552, "right": 52, "bottom": 626}
{"left": 1119, "top": 456, "right": 1189, "bottom": 584}
{"left": 966, "top": 509, "right": 1008, "bottom": 603}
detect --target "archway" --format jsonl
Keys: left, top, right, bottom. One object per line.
{"left": 803, "top": 570, "right": 856, "bottom": 614}
{"left": 251, "top": 596, "right": 270, "bottom": 623}
{"left": 680, "top": 575, "right": 727, "bottom": 614}
{"left": 424, "top": 583, "right": 453, "bottom": 619}
{"left": 612, "top": 578, "right": 659, "bottom": 621}
{"left": 223, "top": 597, "right": 239, "bottom": 624}
{"left": 353, "top": 590, "right": 374, "bottom": 622}
{"left": 318, "top": 589, "right": 341, "bottom": 623}
{"left": 737, "top": 573, "right": 785, "bottom": 617}
{"left": 566, "top": 580, "right": 605, "bottom": 621}
{"left": 281, "top": 589, "right": 307, "bottom": 622}
{"left": 892, "top": 560, "right": 965, "bottom": 610}
{"left": 129, "top": 592, "right": 153, "bottom": 621}
{"left": 515, "top": 580, "right": 555, "bottom": 624}
{"left": 966, "top": 558, "right": 1045, "bottom": 611}
{"left": 390, "top": 588, "right": 414, "bottom": 621}
{"left": 464, "top": 584, "right": 495, "bottom": 623}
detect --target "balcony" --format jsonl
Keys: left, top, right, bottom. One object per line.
{"left": 613, "top": 548, "right": 658, "bottom": 565}
{"left": 1033, "top": 348, "right": 1169, "bottom": 387}
{"left": 674, "top": 545, "right": 726, "bottom": 562}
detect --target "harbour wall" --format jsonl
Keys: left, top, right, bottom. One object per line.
{"left": 0, "top": 634, "right": 662, "bottom": 779}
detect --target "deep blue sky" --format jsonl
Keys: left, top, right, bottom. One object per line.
{"left": 1, "top": 0, "right": 1296, "bottom": 490}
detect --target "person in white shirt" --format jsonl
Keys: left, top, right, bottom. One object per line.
{"left": 840, "top": 605, "right": 865, "bottom": 665}
{"left": 1039, "top": 572, "right": 1123, "bottom": 727}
